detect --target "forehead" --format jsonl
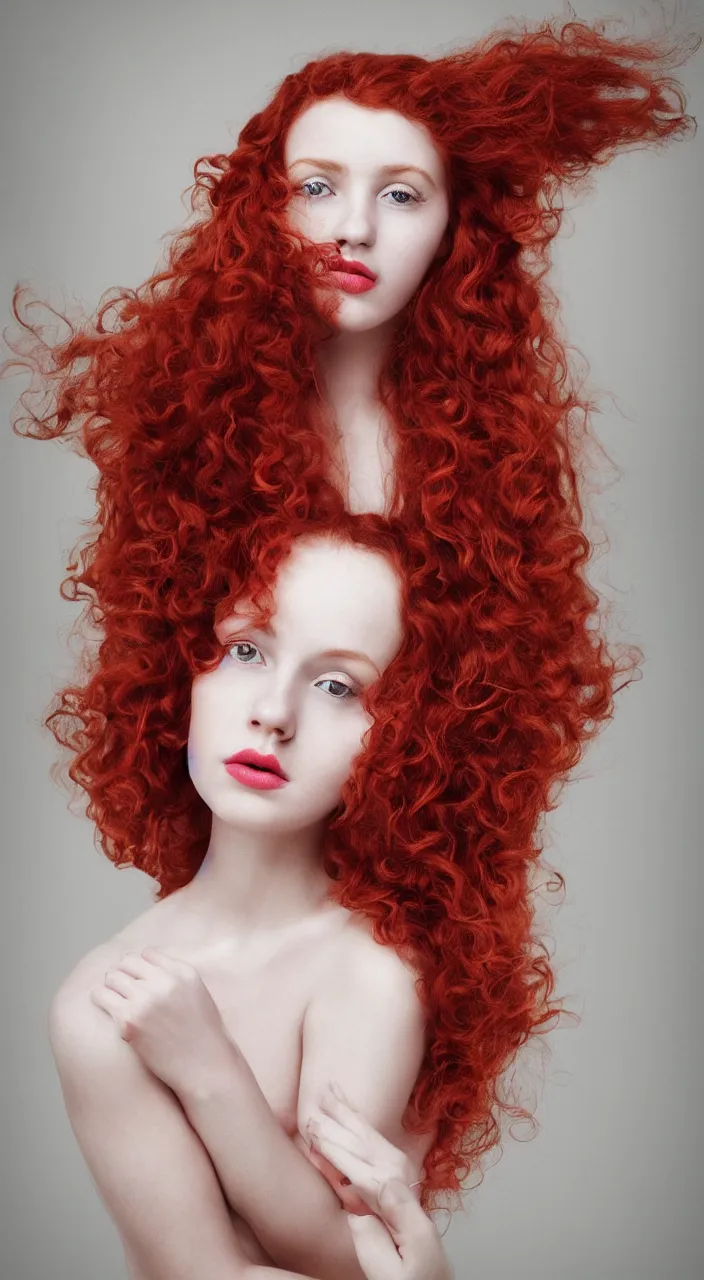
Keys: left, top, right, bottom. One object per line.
{"left": 284, "top": 95, "right": 444, "bottom": 179}
{"left": 229, "top": 539, "right": 403, "bottom": 665}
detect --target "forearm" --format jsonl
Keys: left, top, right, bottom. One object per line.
{"left": 126, "top": 1238, "right": 320, "bottom": 1280}
{"left": 178, "top": 1046, "right": 364, "bottom": 1280}
{"left": 126, "top": 1235, "right": 321, "bottom": 1280}
{"left": 49, "top": 990, "right": 290, "bottom": 1280}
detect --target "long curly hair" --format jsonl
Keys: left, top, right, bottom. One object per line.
{"left": 3, "top": 16, "right": 698, "bottom": 1209}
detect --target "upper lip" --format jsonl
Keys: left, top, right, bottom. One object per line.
{"left": 326, "top": 255, "right": 377, "bottom": 281}
{"left": 225, "top": 749, "right": 289, "bottom": 780}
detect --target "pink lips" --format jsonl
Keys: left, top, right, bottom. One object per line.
{"left": 326, "top": 255, "right": 377, "bottom": 295}
{"left": 224, "top": 749, "right": 289, "bottom": 792}
{"left": 331, "top": 272, "right": 377, "bottom": 294}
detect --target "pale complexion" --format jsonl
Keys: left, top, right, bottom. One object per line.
{"left": 186, "top": 534, "right": 403, "bottom": 928}
{"left": 285, "top": 97, "right": 450, "bottom": 514}
{"left": 49, "top": 536, "right": 440, "bottom": 1280}
{"left": 48, "top": 96, "right": 457, "bottom": 1280}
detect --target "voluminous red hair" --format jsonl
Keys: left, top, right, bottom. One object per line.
{"left": 3, "top": 16, "right": 698, "bottom": 1210}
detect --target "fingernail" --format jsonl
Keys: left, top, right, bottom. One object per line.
{"left": 340, "top": 1176, "right": 351, "bottom": 1186}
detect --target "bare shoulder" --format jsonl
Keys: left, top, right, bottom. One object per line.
{"left": 50, "top": 892, "right": 178, "bottom": 1003}
{"left": 48, "top": 944, "right": 127, "bottom": 1076}
{"left": 45, "top": 945, "right": 255, "bottom": 1279}
{"left": 326, "top": 910, "right": 424, "bottom": 1013}
{"left": 49, "top": 940, "right": 110, "bottom": 1032}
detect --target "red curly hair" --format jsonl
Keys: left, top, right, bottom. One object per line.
{"left": 3, "top": 16, "right": 698, "bottom": 1210}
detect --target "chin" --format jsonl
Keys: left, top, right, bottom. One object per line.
{"left": 335, "top": 309, "right": 398, "bottom": 334}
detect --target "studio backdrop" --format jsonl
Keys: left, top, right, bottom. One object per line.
{"left": 1, "top": 2, "right": 702, "bottom": 1278}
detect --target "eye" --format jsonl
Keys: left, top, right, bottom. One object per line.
{"left": 298, "top": 179, "right": 422, "bottom": 206}
{"left": 315, "top": 677, "right": 357, "bottom": 700}
{"left": 228, "top": 640, "right": 264, "bottom": 665}
{"left": 299, "top": 179, "right": 333, "bottom": 199}
{"left": 381, "top": 187, "right": 421, "bottom": 206}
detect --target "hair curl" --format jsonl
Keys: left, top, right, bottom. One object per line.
{"left": 3, "top": 15, "right": 698, "bottom": 1210}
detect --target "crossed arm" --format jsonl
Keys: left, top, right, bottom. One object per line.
{"left": 49, "top": 936, "right": 427, "bottom": 1280}
{"left": 49, "top": 988, "right": 306, "bottom": 1280}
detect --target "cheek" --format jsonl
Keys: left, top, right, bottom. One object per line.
{"left": 309, "top": 713, "right": 370, "bottom": 793}
{"left": 188, "top": 674, "right": 232, "bottom": 753}
{"left": 186, "top": 700, "right": 211, "bottom": 787}
{"left": 388, "top": 207, "right": 448, "bottom": 265}
{"left": 389, "top": 231, "right": 439, "bottom": 286}
{"left": 286, "top": 199, "right": 323, "bottom": 239}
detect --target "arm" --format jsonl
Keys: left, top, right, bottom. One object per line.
{"left": 176, "top": 935, "right": 428, "bottom": 1280}
{"left": 307, "top": 1092, "right": 455, "bottom": 1280}
{"left": 48, "top": 984, "right": 320, "bottom": 1280}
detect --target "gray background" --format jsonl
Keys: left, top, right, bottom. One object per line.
{"left": 1, "top": 1, "right": 702, "bottom": 1277}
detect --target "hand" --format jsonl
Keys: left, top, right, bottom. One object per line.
{"left": 308, "top": 1084, "right": 453, "bottom": 1280}
{"left": 90, "top": 947, "right": 237, "bottom": 1097}
{"left": 307, "top": 1083, "right": 419, "bottom": 1218}
{"left": 349, "top": 1180, "right": 454, "bottom": 1280}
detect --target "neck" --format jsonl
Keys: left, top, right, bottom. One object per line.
{"left": 314, "top": 321, "right": 396, "bottom": 437}
{"left": 185, "top": 815, "right": 333, "bottom": 933}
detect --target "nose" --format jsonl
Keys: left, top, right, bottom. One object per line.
{"left": 248, "top": 677, "right": 296, "bottom": 743}
{"left": 332, "top": 184, "right": 376, "bottom": 250}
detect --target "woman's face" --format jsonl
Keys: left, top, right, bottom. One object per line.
{"left": 188, "top": 536, "right": 403, "bottom": 835}
{"left": 284, "top": 96, "right": 450, "bottom": 334}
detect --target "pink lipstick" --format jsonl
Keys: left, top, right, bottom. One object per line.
{"left": 224, "top": 749, "right": 289, "bottom": 792}
{"left": 326, "top": 255, "right": 377, "bottom": 295}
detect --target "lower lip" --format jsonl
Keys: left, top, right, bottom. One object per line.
{"left": 330, "top": 271, "right": 376, "bottom": 294}
{"left": 225, "top": 762, "right": 288, "bottom": 791}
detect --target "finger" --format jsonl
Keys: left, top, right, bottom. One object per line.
{"left": 115, "top": 953, "right": 154, "bottom": 979}
{"left": 308, "top": 1113, "right": 368, "bottom": 1162}
{"left": 90, "top": 986, "right": 126, "bottom": 1017}
{"left": 309, "top": 1131, "right": 382, "bottom": 1209}
{"left": 320, "top": 1086, "right": 401, "bottom": 1166}
{"left": 142, "top": 946, "right": 194, "bottom": 975}
{"left": 318, "top": 1088, "right": 387, "bottom": 1149}
{"left": 297, "top": 1133, "right": 373, "bottom": 1218}
{"left": 347, "top": 1214, "right": 402, "bottom": 1280}
{"left": 377, "top": 1180, "right": 440, "bottom": 1260}
{"left": 103, "top": 969, "right": 139, "bottom": 998}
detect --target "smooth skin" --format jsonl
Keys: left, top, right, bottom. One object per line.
{"left": 50, "top": 95, "right": 457, "bottom": 1280}
{"left": 285, "top": 96, "right": 450, "bottom": 514}
{"left": 50, "top": 536, "right": 453, "bottom": 1279}
{"left": 312, "top": 1088, "right": 454, "bottom": 1280}
{"left": 91, "top": 945, "right": 453, "bottom": 1280}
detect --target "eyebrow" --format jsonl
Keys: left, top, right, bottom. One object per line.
{"left": 288, "top": 157, "right": 438, "bottom": 189}
{"left": 221, "top": 624, "right": 380, "bottom": 675}
{"left": 317, "top": 647, "right": 380, "bottom": 674}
